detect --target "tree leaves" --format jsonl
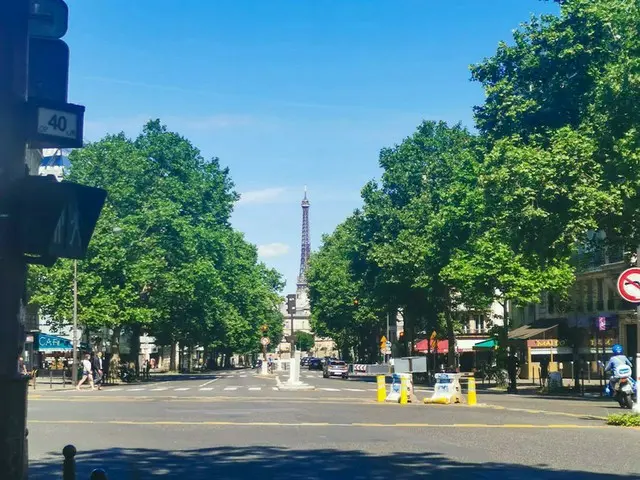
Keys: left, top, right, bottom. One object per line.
{"left": 30, "top": 120, "right": 283, "bottom": 356}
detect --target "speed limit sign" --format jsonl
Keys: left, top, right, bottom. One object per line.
{"left": 260, "top": 337, "right": 271, "bottom": 346}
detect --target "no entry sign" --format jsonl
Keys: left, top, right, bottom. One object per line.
{"left": 617, "top": 268, "right": 640, "bottom": 303}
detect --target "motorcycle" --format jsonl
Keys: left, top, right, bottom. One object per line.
{"left": 606, "top": 364, "right": 637, "bottom": 409}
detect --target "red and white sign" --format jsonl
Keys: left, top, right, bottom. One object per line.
{"left": 617, "top": 268, "right": 640, "bottom": 303}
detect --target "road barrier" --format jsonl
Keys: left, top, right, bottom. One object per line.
{"left": 467, "top": 377, "right": 477, "bottom": 406}
{"left": 62, "top": 445, "right": 108, "bottom": 479}
{"left": 376, "top": 375, "right": 386, "bottom": 402}
{"left": 424, "top": 373, "right": 462, "bottom": 404}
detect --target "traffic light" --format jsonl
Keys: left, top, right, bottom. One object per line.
{"left": 353, "top": 298, "right": 359, "bottom": 307}
{"left": 1, "top": 175, "right": 107, "bottom": 265}
{"left": 399, "top": 331, "right": 405, "bottom": 341}
{"left": 286, "top": 294, "right": 296, "bottom": 315}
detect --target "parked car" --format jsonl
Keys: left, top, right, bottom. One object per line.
{"left": 300, "top": 356, "right": 311, "bottom": 367}
{"left": 308, "top": 358, "right": 323, "bottom": 370}
{"left": 323, "top": 359, "right": 348, "bottom": 379}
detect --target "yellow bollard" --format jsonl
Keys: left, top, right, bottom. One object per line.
{"left": 376, "top": 375, "right": 386, "bottom": 402}
{"left": 400, "top": 375, "right": 408, "bottom": 404}
{"left": 467, "top": 377, "right": 477, "bottom": 406}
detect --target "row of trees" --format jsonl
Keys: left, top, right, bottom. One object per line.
{"left": 29, "top": 120, "right": 284, "bottom": 368}
{"left": 307, "top": 0, "right": 640, "bottom": 364}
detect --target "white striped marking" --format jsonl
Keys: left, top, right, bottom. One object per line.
{"left": 272, "top": 387, "right": 278, "bottom": 391}
{"left": 224, "top": 387, "right": 238, "bottom": 391}
{"left": 151, "top": 387, "right": 168, "bottom": 391}
{"left": 199, "top": 387, "right": 213, "bottom": 391}
{"left": 240, "top": 375, "right": 247, "bottom": 378}
{"left": 248, "top": 387, "right": 261, "bottom": 391}
{"left": 344, "top": 388, "right": 365, "bottom": 392}
{"left": 199, "top": 378, "right": 218, "bottom": 387}
{"left": 320, "top": 388, "right": 340, "bottom": 392}
{"left": 106, "top": 388, "right": 122, "bottom": 391}
{"left": 128, "top": 388, "right": 145, "bottom": 391}
{"left": 174, "top": 387, "right": 190, "bottom": 391}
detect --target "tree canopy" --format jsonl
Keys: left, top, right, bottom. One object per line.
{"left": 30, "top": 120, "right": 283, "bottom": 363}
{"left": 307, "top": 0, "right": 638, "bottom": 365}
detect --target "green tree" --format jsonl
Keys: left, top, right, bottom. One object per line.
{"left": 295, "top": 331, "right": 315, "bottom": 352}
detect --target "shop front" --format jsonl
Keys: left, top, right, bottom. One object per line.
{"left": 34, "top": 333, "right": 89, "bottom": 372}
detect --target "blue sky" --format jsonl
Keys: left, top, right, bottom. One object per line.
{"left": 65, "top": 0, "right": 558, "bottom": 292}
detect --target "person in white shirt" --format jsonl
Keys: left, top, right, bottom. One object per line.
{"left": 76, "top": 353, "right": 95, "bottom": 391}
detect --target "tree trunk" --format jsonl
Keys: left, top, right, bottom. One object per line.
{"left": 169, "top": 341, "right": 177, "bottom": 371}
{"left": 130, "top": 323, "right": 141, "bottom": 373}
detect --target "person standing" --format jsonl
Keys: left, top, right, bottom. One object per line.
{"left": 92, "top": 352, "right": 104, "bottom": 390}
{"left": 76, "top": 354, "right": 95, "bottom": 391}
{"left": 507, "top": 351, "right": 520, "bottom": 393}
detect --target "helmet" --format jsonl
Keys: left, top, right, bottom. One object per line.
{"left": 612, "top": 344, "right": 623, "bottom": 355}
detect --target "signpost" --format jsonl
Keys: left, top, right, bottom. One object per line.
{"left": 617, "top": 267, "right": 640, "bottom": 303}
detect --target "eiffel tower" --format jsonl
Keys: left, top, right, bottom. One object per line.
{"left": 297, "top": 186, "right": 311, "bottom": 290}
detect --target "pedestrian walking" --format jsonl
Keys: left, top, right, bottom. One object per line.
{"left": 76, "top": 354, "right": 95, "bottom": 390}
{"left": 539, "top": 356, "right": 550, "bottom": 388}
{"left": 18, "top": 356, "right": 27, "bottom": 375}
{"left": 92, "top": 352, "right": 104, "bottom": 390}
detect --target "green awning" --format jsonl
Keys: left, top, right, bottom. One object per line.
{"left": 472, "top": 338, "right": 497, "bottom": 350}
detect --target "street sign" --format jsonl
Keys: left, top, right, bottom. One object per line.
{"left": 617, "top": 267, "right": 640, "bottom": 303}
{"left": 28, "top": 37, "right": 69, "bottom": 101}
{"left": 260, "top": 337, "right": 271, "bottom": 346}
{"left": 26, "top": 100, "right": 84, "bottom": 148}
{"left": 29, "top": 0, "right": 69, "bottom": 39}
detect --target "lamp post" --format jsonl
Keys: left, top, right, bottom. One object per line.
{"left": 71, "top": 259, "right": 78, "bottom": 386}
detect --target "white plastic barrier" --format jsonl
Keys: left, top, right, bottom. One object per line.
{"left": 385, "top": 373, "right": 415, "bottom": 403}
{"left": 425, "top": 373, "right": 462, "bottom": 404}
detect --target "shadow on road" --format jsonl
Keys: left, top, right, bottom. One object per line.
{"left": 29, "top": 446, "right": 630, "bottom": 479}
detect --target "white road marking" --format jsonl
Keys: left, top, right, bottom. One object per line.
{"left": 224, "top": 387, "right": 238, "bottom": 391}
{"left": 248, "top": 387, "right": 261, "bottom": 391}
{"left": 174, "top": 388, "right": 190, "bottom": 391}
{"left": 199, "top": 387, "right": 214, "bottom": 391}
{"left": 344, "top": 388, "right": 365, "bottom": 392}
{"left": 128, "top": 388, "right": 145, "bottom": 391}
{"left": 151, "top": 387, "right": 168, "bottom": 391}
{"left": 320, "top": 388, "right": 340, "bottom": 392}
{"left": 240, "top": 375, "right": 247, "bottom": 378}
{"left": 199, "top": 378, "right": 219, "bottom": 387}
{"left": 272, "top": 387, "right": 279, "bottom": 391}
{"left": 106, "top": 388, "right": 122, "bottom": 392}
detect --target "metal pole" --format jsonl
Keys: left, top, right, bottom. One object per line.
{"left": 72, "top": 260, "right": 78, "bottom": 386}
{"left": 290, "top": 312, "right": 295, "bottom": 357}
{"left": 0, "top": 1, "right": 30, "bottom": 478}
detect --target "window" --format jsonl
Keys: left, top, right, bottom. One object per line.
{"left": 596, "top": 278, "right": 604, "bottom": 311}
{"left": 586, "top": 280, "right": 594, "bottom": 312}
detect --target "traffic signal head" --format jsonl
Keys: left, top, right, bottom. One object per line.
{"left": 286, "top": 294, "right": 296, "bottom": 315}
{"left": 399, "top": 331, "right": 405, "bottom": 340}
{"left": 353, "top": 298, "right": 359, "bottom": 306}
{"left": 1, "top": 175, "right": 107, "bottom": 265}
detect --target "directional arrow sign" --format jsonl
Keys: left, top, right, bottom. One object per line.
{"left": 617, "top": 267, "right": 640, "bottom": 303}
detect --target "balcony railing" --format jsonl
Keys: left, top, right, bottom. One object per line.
{"left": 573, "top": 245, "right": 626, "bottom": 273}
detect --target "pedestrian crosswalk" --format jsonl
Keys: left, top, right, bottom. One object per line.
{"left": 79, "top": 384, "right": 382, "bottom": 394}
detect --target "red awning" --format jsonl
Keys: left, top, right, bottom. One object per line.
{"left": 415, "top": 338, "right": 449, "bottom": 353}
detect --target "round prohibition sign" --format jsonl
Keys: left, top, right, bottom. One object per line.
{"left": 617, "top": 267, "right": 640, "bottom": 303}
{"left": 260, "top": 336, "right": 271, "bottom": 346}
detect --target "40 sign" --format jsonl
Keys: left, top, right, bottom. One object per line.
{"left": 617, "top": 268, "right": 640, "bottom": 304}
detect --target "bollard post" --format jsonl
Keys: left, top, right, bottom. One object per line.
{"left": 376, "top": 375, "right": 386, "bottom": 402}
{"left": 400, "top": 375, "right": 408, "bottom": 405}
{"left": 467, "top": 377, "right": 477, "bottom": 406}
{"left": 62, "top": 445, "right": 76, "bottom": 480}
{"left": 90, "top": 468, "right": 108, "bottom": 480}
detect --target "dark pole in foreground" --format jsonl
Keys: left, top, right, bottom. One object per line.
{"left": 0, "top": 1, "right": 30, "bottom": 479}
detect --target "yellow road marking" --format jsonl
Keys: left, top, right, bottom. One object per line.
{"left": 26, "top": 419, "right": 611, "bottom": 429}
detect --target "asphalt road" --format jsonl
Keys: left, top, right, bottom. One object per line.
{"left": 27, "top": 369, "right": 640, "bottom": 479}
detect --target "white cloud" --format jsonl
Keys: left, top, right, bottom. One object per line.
{"left": 237, "top": 187, "right": 287, "bottom": 206}
{"left": 257, "top": 243, "right": 290, "bottom": 258}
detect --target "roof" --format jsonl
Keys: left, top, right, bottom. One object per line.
{"left": 473, "top": 338, "right": 497, "bottom": 350}
{"left": 508, "top": 319, "right": 558, "bottom": 340}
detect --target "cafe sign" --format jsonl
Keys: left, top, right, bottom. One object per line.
{"left": 527, "top": 339, "right": 560, "bottom": 348}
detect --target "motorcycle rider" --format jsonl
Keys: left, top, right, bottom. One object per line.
{"left": 604, "top": 343, "right": 633, "bottom": 396}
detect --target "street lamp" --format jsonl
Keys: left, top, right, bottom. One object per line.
{"left": 71, "top": 259, "right": 78, "bottom": 385}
